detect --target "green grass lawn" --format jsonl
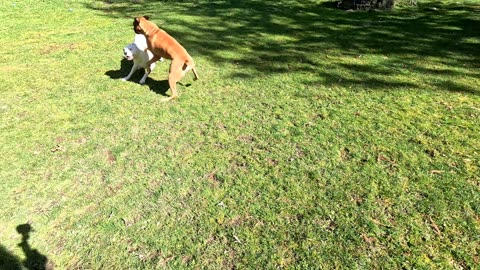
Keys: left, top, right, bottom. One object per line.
{"left": 1, "top": 0, "right": 479, "bottom": 268}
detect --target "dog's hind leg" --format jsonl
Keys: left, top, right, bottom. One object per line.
{"left": 162, "top": 59, "right": 185, "bottom": 101}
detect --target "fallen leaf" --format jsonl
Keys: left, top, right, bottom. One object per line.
{"left": 429, "top": 216, "right": 442, "bottom": 236}
{"left": 233, "top": 234, "right": 242, "bottom": 244}
{"left": 157, "top": 256, "right": 175, "bottom": 267}
{"left": 51, "top": 145, "right": 65, "bottom": 152}
{"left": 361, "top": 233, "right": 376, "bottom": 244}
{"left": 377, "top": 154, "right": 396, "bottom": 165}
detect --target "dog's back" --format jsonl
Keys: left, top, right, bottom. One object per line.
{"left": 131, "top": 34, "right": 153, "bottom": 68}
{"left": 133, "top": 34, "right": 148, "bottom": 51}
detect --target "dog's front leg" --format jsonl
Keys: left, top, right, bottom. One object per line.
{"left": 140, "top": 61, "right": 156, "bottom": 85}
{"left": 122, "top": 64, "right": 140, "bottom": 81}
{"left": 145, "top": 55, "right": 162, "bottom": 74}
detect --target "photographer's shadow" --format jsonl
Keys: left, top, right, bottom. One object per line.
{"left": 105, "top": 58, "right": 170, "bottom": 96}
{"left": 16, "top": 224, "right": 49, "bottom": 270}
{"left": 0, "top": 223, "right": 49, "bottom": 270}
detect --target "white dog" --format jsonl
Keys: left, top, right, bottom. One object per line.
{"left": 122, "top": 34, "right": 163, "bottom": 84}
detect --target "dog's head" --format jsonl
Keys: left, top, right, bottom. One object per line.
{"left": 133, "top": 16, "right": 150, "bottom": 35}
{"left": 123, "top": 43, "right": 139, "bottom": 61}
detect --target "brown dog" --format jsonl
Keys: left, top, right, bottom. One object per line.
{"left": 133, "top": 16, "right": 199, "bottom": 101}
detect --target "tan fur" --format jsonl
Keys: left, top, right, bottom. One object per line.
{"left": 133, "top": 16, "right": 199, "bottom": 101}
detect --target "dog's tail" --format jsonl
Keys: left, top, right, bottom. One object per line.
{"left": 183, "top": 60, "right": 199, "bottom": 80}
{"left": 191, "top": 67, "right": 199, "bottom": 80}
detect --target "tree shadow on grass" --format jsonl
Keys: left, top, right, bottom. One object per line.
{"left": 105, "top": 58, "right": 170, "bottom": 96}
{"left": 0, "top": 223, "right": 50, "bottom": 270}
{"left": 88, "top": 0, "right": 479, "bottom": 95}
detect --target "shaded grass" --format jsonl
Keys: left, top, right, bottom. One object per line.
{"left": 1, "top": 0, "right": 479, "bottom": 269}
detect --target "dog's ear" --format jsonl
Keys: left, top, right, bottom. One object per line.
{"left": 143, "top": 15, "right": 150, "bottom": 20}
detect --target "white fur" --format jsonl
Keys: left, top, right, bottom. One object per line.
{"left": 122, "top": 34, "right": 163, "bottom": 84}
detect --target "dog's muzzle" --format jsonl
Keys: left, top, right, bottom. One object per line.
{"left": 123, "top": 48, "right": 134, "bottom": 61}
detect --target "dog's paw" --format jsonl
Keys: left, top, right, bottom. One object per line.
{"left": 139, "top": 79, "right": 146, "bottom": 85}
{"left": 121, "top": 77, "right": 128, "bottom": 81}
{"left": 161, "top": 95, "right": 178, "bottom": 102}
